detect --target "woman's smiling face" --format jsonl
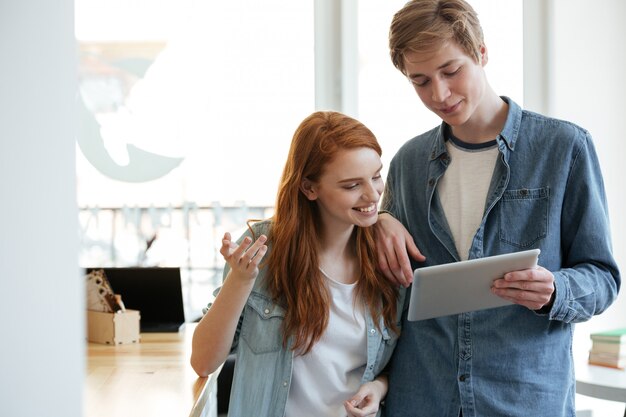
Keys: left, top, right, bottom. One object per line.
{"left": 302, "top": 147, "right": 384, "bottom": 231}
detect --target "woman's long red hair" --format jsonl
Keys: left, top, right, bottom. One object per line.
{"left": 263, "top": 111, "right": 398, "bottom": 354}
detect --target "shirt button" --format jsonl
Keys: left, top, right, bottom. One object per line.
{"left": 283, "top": 381, "right": 288, "bottom": 387}
{"left": 264, "top": 308, "right": 270, "bottom": 314}
{"left": 370, "top": 329, "right": 376, "bottom": 334}
{"left": 459, "top": 374, "right": 468, "bottom": 382}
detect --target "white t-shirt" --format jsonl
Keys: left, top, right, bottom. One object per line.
{"left": 438, "top": 135, "right": 499, "bottom": 260}
{"left": 284, "top": 271, "right": 367, "bottom": 417}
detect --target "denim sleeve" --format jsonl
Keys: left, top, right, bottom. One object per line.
{"left": 382, "top": 162, "right": 399, "bottom": 217}
{"left": 547, "top": 131, "right": 621, "bottom": 323}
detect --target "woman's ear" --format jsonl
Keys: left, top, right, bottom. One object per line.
{"left": 300, "top": 178, "right": 318, "bottom": 201}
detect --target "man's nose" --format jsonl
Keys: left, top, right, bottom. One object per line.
{"left": 431, "top": 78, "right": 451, "bottom": 102}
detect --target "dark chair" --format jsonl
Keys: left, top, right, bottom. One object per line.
{"left": 217, "top": 354, "right": 236, "bottom": 415}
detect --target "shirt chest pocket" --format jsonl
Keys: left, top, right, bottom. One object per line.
{"left": 241, "top": 292, "right": 286, "bottom": 354}
{"left": 498, "top": 187, "right": 549, "bottom": 248}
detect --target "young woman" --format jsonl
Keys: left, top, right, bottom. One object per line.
{"left": 191, "top": 111, "right": 402, "bottom": 417}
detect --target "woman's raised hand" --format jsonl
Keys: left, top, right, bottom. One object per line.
{"left": 220, "top": 232, "right": 268, "bottom": 282}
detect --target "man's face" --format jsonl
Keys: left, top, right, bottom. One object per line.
{"left": 403, "top": 41, "right": 488, "bottom": 128}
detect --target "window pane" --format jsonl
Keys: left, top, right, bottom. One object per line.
{"left": 75, "top": 0, "right": 314, "bottom": 318}
{"left": 75, "top": 0, "right": 314, "bottom": 209}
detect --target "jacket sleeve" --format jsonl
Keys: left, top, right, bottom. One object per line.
{"left": 381, "top": 158, "right": 399, "bottom": 217}
{"left": 547, "top": 130, "right": 620, "bottom": 323}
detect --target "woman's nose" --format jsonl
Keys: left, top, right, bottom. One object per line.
{"left": 363, "top": 182, "right": 381, "bottom": 202}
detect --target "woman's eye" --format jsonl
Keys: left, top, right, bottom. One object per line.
{"left": 343, "top": 184, "right": 358, "bottom": 190}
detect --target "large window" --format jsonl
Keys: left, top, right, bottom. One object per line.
{"left": 75, "top": 0, "right": 522, "bottom": 320}
{"left": 75, "top": 0, "right": 314, "bottom": 319}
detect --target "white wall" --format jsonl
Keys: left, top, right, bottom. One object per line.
{"left": 527, "top": 0, "right": 626, "bottom": 414}
{"left": 548, "top": 0, "right": 626, "bottom": 340}
{"left": 525, "top": 0, "right": 626, "bottom": 341}
{"left": 0, "top": 1, "right": 83, "bottom": 416}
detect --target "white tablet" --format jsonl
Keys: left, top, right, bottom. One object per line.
{"left": 407, "top": 249, "right": 541, "bottom": 321}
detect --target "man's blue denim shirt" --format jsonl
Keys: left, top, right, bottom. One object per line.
{"left": 382, "top": 97, "right": 620, "bottom": 417}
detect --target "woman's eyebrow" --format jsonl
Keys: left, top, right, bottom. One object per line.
{"left": 336, "top": 164, "right": 383, "bottom": 183}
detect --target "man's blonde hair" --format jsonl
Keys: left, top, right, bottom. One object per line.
{"left": 389, "top": 0, "right": 484, "bottom": 75}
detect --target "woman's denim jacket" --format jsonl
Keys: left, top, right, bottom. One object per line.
{"left": 381, "top": 97, "right": 620, "bottom": 417}
{"left": 209, "top": 220, "right": 403, "bottom": 417}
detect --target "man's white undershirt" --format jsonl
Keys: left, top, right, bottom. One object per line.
{"left": 438, "top": 135, "right": 499, "bottom": 260}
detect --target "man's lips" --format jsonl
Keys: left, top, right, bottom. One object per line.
{"left": 438, "top": 101, "right": 461, "bottom": 114}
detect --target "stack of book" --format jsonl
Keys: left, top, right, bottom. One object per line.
{"left": 588, "top": 328, "right": 626, "bottom": 369}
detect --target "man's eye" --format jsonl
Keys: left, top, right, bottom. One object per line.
{"left": 444, "top": 67, "right": 461, "bottom": 77}
{"left": 410, "top": 78, "right": 428, "bottom": 87}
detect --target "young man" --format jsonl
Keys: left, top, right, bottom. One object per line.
{"left": 374, "top": 1, "right": 621, "bottom": 416}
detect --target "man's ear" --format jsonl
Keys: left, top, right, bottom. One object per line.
{"left": 300, "top": 178, "right": 318, "bottom": 201}
{"left": 479, "top": 44, "right": 488, "bottom": 66}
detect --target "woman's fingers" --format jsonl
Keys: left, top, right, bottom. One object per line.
{"left": 219, "top": 232, "right": 236, "bottom": 257}
{"left": 221, "top": 234, "right": 268, "bottom": 272}
{"left": 237, "top": 235, "right": 267, "bottom": 267}
{"left": 247, "top": 244, "right": 268, "bottom": 270}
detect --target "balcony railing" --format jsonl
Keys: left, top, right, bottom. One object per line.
{"left": 79, "top": 202, "right": 274, "bottom": 320}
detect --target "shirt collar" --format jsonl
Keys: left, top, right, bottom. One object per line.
{"left": 430, "top": 96, "right": 522, "bottom": 160}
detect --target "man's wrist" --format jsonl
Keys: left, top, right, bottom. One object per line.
{"left": 535, "top": 287, "right": 556, "bottom": 314}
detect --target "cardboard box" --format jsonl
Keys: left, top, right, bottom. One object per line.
{"left": 87, "top": 309, "right": 141, "bottom": 345}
